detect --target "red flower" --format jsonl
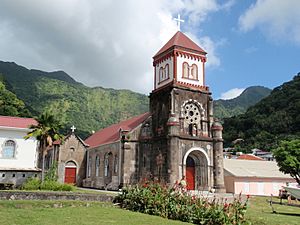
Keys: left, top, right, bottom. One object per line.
{"left": 246, "top": 194, "right": 250, "bottom": 199}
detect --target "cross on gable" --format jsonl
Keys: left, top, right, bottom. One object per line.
{"left": 70, "top": 125, "right": 76, "bottom": 133}
{"left": 174, "top": 14, "right": 184, "bottom": 31}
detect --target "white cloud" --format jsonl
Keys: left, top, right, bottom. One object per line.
{"left": 244, "top": 46, "right": 258, "bottom": 54}
{"left": 0, "top": 0, "right": 232, "bottom": 94}
{"left": 220, "top": 88, "right": 245, "bottom": 100}
{"left": 239, "top": 0, "right": 300, "bottom": 45}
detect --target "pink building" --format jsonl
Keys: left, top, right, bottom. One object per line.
{"left": 224, "top": 159, "right": 295, "bottom": 196}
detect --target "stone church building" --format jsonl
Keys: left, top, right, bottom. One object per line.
{"left": 83, "top": 31, "right": 225, "bottom": 192}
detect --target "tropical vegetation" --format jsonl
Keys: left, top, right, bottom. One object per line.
{"left": 114, "top": 181, "right": 249, "bottom": 224}
{"left": 223, "top": 73, "right": 300, "bottom": 151}
{"left": 24, "top": 111, "right": 64, "bottom": 181}
{"left": 0, "top": 61, "right": 149, "bottom": 138}
{"left": 0, "top": 78, "right": 31, "bottom": 117}
{"left": 272, "top": 139, "right": 300, "bottom": 185}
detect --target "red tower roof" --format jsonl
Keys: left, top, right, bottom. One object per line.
{"left": 154, "top": 31, "right": 206, "bottom": 58}
{"left": 0, "top": 115, "right": 37, "bottom": 129}
{"left": 85, "top": 112, "right": 150, "bottom": 148}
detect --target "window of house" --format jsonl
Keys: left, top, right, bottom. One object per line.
{"left": 104, "top": 154, "right": 109, "bottom": 177}
{"left": 2, "top": 140, "right": 16, "bottom": 158}
{"left": 95, "top": 156, "right": 100, "bottom": 177}
{"left": 88, "top": 157, "right": 91, "bottom": 177}
{"left": 114, "top": 155, "right": 118, "bottom": 173}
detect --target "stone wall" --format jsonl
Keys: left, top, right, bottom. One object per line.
{"left": 0, "top": 190, "right": 114, "bottom": 202}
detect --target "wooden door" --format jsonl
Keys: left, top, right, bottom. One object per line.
{"left": 186, "top": 167, "right": 195, "bottom": 190}
{"left": 186, "top": 156, "right": 195, "bottom": 190}
{"left": 64, "top": 167, "right": 76, "bottom": 184}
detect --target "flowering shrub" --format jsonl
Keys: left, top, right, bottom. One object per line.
{"left": 114, "top": 181, "right": 250, "bottom": 224}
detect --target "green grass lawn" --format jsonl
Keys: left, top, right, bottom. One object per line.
{"left": 246, "top": 196, "right": 300, "bottom": 225}
{"left": 0, "top": 200, "right": 188, "bottom": 225}
{"left": 0, "top": 196, "right": 299, "bottom": 225}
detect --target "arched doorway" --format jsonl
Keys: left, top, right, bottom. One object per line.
{"left": 183, "top": 148, "right": 210, "bottom": 191}
{"left": 186, "top": 156, "right": 195, "bottom": 190}
{"left": 64, "top": 161, "right": 77, "bottom": 184}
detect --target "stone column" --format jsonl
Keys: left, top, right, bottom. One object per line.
{"left": 211, "top": 121, "right": 226, "bottom": 193}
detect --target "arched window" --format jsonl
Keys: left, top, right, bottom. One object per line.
{"left": 95, "top": 156, "right": 100, "bottom": 177}
{"left": 159, "top": 67, "right": 163, "bottom": 81}
{"left": 2, "top": 140, "right": 16, "bottom": 158}
{"left": 190, "top": 64, "right": 198, "bottom": 79}
{"left": 104, "top": 154, "right": 109, "bottom": 177}
{"left": 87, "top": 157, "right": 91, "bottom": 177}
{"left": 182, "top": 62, "right": 189, "bottom": 78}
{"left": 114, "top": 155, "right": 118, "bottom": 173}
{"left": 165, "top": 64, "right": 169, "bottom": 79}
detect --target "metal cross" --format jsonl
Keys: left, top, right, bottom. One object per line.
{"left": 174, "top": 14, "right": 184, "bottom": 31}
{"left": 70, "top": 125, "right": 76, "bottom": 133}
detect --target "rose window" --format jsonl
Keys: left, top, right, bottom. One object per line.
{"left": 184, "top": 103, "right": 201, "bottom": 124}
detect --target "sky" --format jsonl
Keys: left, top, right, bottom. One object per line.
{"left": 0, "top": 0, "right": 299, "bottom": 100}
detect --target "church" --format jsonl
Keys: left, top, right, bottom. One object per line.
{"left": 82, "top": 31, "right": 226, "bottom": 193}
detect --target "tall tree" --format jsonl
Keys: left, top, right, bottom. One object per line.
{"left": 272, "top": 139, "right": 300, "bottom": 185}
{"left": 25, "top": 111, "right": 64, "bottom": 181}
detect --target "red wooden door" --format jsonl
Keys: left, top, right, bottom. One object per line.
{"left": 64, "top": 167, "right": 76, "bottom": 184}
{"left": 186, "top": 167, "right": 195, "bottom": 190}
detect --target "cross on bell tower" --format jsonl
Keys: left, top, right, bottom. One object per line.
{"left": 174, "top": 14, "right": 184, "bottom": 31}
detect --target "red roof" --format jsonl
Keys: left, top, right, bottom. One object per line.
{"left": 85, "top": 112, "right": 150, "bottom": 148}
{"left": 237, "top": 154, "right": 263, "bottom": 161}
{"left": 0, "top": 115, "right": 37, "bottom": 129}
{"left": 154, "top": 31, "right": 206, "bottom": 58}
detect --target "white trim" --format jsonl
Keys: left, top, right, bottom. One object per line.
{"left": 183, "top": 147, "right": 210, "bottom": 166}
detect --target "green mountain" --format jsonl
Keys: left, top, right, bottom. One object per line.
{"left": 0, "top": 61, "right": 149, "bottom": 138}
{"left": 214, "top": 86, "right": 271, "bottom": 119}
{"left": 0, "top": 75, "right": 31, "bottom": 117}
{"left": 223, "top": 73, "right": 300, "bottom": 151}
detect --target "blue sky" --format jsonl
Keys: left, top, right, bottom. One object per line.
{"left": 181, "top": 0, "right": 300, "bottom": 99}
{"left": 0, "top": 0, "right": 299, "bottom": 99}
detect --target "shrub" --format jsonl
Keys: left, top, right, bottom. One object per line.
{"left": 114, "top": 181, "right": 250, "bottom": 225}
{"left": 21, "top": 177, "right": 40, "bottom": 190}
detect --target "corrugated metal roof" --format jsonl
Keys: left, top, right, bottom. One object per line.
{"left": 224, "top": 159, "right": 293, "bottom": 179}
{"left": 85, "top": 112, "right": 150, "bottom": 148}
{"left": 0, "top": 115, "right": 37, "bottom": 129}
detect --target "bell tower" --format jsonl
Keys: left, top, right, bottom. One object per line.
{"left": 149, "top": 31, "right": 225, "bottom": 193}
{"left": 153, "top": 31, "right": 207, "bottom": 91}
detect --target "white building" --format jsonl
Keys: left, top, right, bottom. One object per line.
{"left": 0, "top": 116, "right": 40, "bottom": 188}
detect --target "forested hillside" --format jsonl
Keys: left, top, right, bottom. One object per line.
{"left": 0, "top": 75, "right": 31, "bottom": 117}
{"left": 223, "top": 73, "right": 300, "bottom": 151}
{"left": 213, "top": 86, "right": 271, "bottom": 119}
{"left": 0, "top": 61, "right": 149, "bottom": 137}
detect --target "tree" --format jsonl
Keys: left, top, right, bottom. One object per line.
{"left": 272, "top": 139, "right": 300, "bottom": 185}
{"left": 25, "top": 111, "right": 64, "bottom": 182}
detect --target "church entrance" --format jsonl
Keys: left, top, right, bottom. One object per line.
{"left": 64, "top": 161, "right": 77, "bottom": 184}
{"left": 186, "top": 156, "right": 195, "bottom": 190}
{"left": 184, "top": 148, "right": 209, "bottom": 190}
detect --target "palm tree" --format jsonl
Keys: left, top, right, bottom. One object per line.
{"left": 25, "top": 111, "right": 64, "bottom": 182}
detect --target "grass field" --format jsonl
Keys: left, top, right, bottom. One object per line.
{"left": 0, "top": 196, "right": 299, "bottom": 224}
{"left": 0, "top": 201, "right": 188, "bottom": 225}
{"left": 246, "top": 196, "right": 300, "bottom": 225}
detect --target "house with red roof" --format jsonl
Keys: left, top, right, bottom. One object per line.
{"left": 0, "top": 115, "right": 40, "bottom": 187}
{"left": 83, "top": 31, "right": 226, "bottom": 192}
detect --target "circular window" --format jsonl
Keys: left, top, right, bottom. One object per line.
{"left": 183, "top": 103, "right": 201, "bottom": 124}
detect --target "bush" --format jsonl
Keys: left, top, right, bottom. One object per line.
{"left": 114, "top": 181, "right": 250, "bottom": 225}
{"left": 21, "top": 177, "right": 40, "bottom": 190}
{"left": 21, "top": 178, "right": 75, "bottom": 192}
